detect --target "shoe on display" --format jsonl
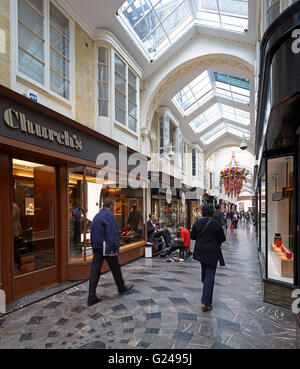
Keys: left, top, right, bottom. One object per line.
{"left": 119, "top": 284, "right": 134, "bottom": 295}
{"left": 87, "top": 296, "right": 102, "bottom": 307}
{"left": 166, "top": 258, "right": 173, "bottom": 263}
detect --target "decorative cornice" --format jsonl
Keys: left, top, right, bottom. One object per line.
{"left": 144, "top": 32, "right": 256, "bottom": 84}
{"left": 144, "top": 54, "right": 255, "bottom": 131}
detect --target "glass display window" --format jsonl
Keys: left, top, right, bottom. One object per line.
{"left": 267, "top": 156, "right": 295, "bottom": 284}
{"left": 68, "top": 166, "right": 146, "bottom": 263}
{"left": 12, "top": 159, "right": 56, "bottom": 275}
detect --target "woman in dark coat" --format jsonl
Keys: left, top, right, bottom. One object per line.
{"left": 191, "top": 204, "right": 226, "bottom": 312}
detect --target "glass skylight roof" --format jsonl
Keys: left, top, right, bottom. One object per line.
{"left": 173, "top": 70, "right": 214, "bottom": 116}
{"left": 200, "top": 121, "right": 250, "bottom": 145}
{"left": 118, "top": 0, "right": 193, "bottom": 59}
{"left": 173, "top": 71, "right": 250, "bottom": 118}
{"left": 214, "top": 72, "right": 250, "bottom": 104}
{"left": 221, "top": 105, "right": 250, "bottom": 125}
{"left": 189, "top": 102, "right": 250, "bottom": 134}
{"left": 117, "top": 0, "right": 249, "bottom": 61}
{"left": 197, "top": 0, "right": 248, "bottom": 32}
{"left": 189, "top": 104, "right": 221, "bottom": 133}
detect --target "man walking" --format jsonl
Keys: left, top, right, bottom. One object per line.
{"left": 213, "top": 204, "right": 225, "bottom": 227}
{"left": 87, "top": 199, "right": 134, "bottom": 307}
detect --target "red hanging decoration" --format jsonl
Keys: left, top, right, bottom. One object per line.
{"left": 220, "top": 152, "right": 250, "bottom": 197}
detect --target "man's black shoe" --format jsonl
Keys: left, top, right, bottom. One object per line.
{"left": 87, "top": 296, "right": 101, "bottom": 307}
{"left": 119, "top": 284, "right": 134, "bottom": 295}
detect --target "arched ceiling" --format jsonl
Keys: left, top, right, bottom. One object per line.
{"left": 147, "top": 53, "right": 255, "bottom": 156}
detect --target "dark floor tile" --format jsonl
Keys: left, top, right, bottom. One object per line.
{"left": 172, "top": 331, "right": 193, "bottom": 341}
{"left": 78, "top": 341, "right": 106, "bottom": 349}
{"left": 137, "top": 341, "right": 151, "bottom": 348}
{"left": 19, "top": 333, "right": 33, "bottom": 342}
{"left": 120, "top": 316, "right": 133, "bottom": 323}
{"left": 138, "top": 299, "right": 156, "bottom": 306}
{"left": 160, "top": 278, "right": 181, "bottom": 283}
{"left": 146, "top": 312, "right": 161, "bottom": 320}
{"left": 56, "top": 318, "right": 69, "bottom": 326}
{"left": 47, "top": 331, "right": 58, "bottom": 338}
{"left": 146, "top": 328, "right": 160, "bottom": 334}
{"left": 111, "top": 304, "right": 126, "bottom": 312}
{"left": 44, "top": 301, "right": 62, "bottom": 309}
{"left": 76, "top": 322, "right": 86, "bottom": 330}
{"left": 124, "top": 328, "right": 134, "bottom": 334}
{"left": 89, "top": 313, "right": 102, "bottom": 320}
{"left": 71, "top": 305, "right": 86, "bottom": 313}
{"left": 178, "top": 313, "right": 197, "bottom": 321}
{"left": 27, "top": 316, "right": 44, "bottom": 325}
{"left": 169, "top": 297, "right": 189, "bottom": 304}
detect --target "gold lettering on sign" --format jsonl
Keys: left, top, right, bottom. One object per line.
{"left": 3, "top": 109, "right": 18, "bottom": 129}
{"left": 2, "top": 108, "right": 83, "bottom": 151}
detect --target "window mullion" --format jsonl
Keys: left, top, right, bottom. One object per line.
{"left": 126, "top": 64, "right": 129, "bottom": 128}
{"left": 45, "top": 0, "right": 50, "bottom": 91}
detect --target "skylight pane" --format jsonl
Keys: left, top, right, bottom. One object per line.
{"left": 217, "top": 0, "right": 248, "bottom": 17}
{"left": 119, "top": 0, "right": 193, "bottom": 60}
{"left": 197, "top": 0, "right": 248, "bottom": 33}
{"left": 173, "top": 70, "right": 213, "bottom": 115}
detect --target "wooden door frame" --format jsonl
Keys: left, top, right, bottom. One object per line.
{"left": 0, "top": 153, "right": 13, "bottom": 304}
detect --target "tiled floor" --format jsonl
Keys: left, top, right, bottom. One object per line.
{"left": 0, "top": 223, "right": 296, "bottom": 349}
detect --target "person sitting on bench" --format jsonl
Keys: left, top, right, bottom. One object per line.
{"left": 166, "top": 223, "right": 190, "bottom": 256}
{"left": 147, "top": 214, "right": 173, "bottom": 247}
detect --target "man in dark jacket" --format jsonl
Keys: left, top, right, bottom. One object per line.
{"left": 127, "top": 204, "right": 142, "bottom": 233}
{"left": 213, "top": 204, "right": 225, "bottom": 226}
{"left": 87, "top": 199, "right": 133, "bottom": 307}
{"left": 191, "top": 204, "right": 226, "bottom": 312}
{"left": 147, "top": 214, "right": 172, "bottom": 246}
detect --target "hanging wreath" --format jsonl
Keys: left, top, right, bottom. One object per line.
{"left": 220, "top": 152, "right": 250, "bottom": 197}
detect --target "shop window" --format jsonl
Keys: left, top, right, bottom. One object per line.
{"left": 182, "top": 142, "right": 187, "bottom": 173}
{"left": 13, "top": 159, "right": 56, "bottom": 275}
{"left": 266, "top": 0, "right": 280, "bottom": 26}
{"left": 267, "top": 156, "right": 294, "bottom": 284}
{"left": 260, "top": 175, "right": 266, "bottom": 259}
{"left": 114, "top": 53, "right": 138, "bottom": 133}
{"left": 17, "top": 0, "right": 71, "bottom": 100}
{"left": 68, "top": 167, "right": 146, "bottom": 263}
{"left": 192, "top": 149, "right": 196, "bottom": 177}
{"left": 98, "top": 47, "right": 109, "bottom": 117}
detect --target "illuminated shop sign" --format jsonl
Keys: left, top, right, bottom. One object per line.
{"left": 3, "top": 108, "right": 83, "bottom": 151}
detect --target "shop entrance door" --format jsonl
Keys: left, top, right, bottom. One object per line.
{"left": 12, "top": 159, "right": 58, "bottom": 299}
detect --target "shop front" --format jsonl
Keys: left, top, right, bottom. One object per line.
{"left": 150, "top": 172, "right": 189, "bottom": 236}
{"left": 0, "top": 85, "right": 148, "bottom": 303}
{"left": 254, "top": 2, "right": 300, "bottom": 308}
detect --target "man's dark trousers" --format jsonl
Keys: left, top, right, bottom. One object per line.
{"left": 200, "top": 263, "right": 217, "bottom": 307}
{"left": 149, "top": 229, "right": 171, "bottom": 244}
{"left": 88, "top": 249, "right": 126, "bottom": 298}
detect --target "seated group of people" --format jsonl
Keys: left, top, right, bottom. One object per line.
{"left": 147, "top": 214, "right": 190, "bottom": 257}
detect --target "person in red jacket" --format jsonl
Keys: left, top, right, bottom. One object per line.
{"left": 166, "top": 223, "right": 190, "bottom": 256}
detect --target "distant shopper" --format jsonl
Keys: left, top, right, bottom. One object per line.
{"left": 87, "top": 199, "right": 134, "bottom": 307}
{"left": 232, "top": 213, "right": 239, "bottom": 229}
{"left": 166, "top": 223, "right": 190, "bottom": 256}
{"left": 191, "top": 204, "right": 226, "bottom": 312}
{"left": 213, "top": 204, "right": 225, "bottom": 227}
{"left": 127, "top": 204, "right": 142, "bottom": 233}
{"left": 147, "top": 214, "right": 173, "bottom": 247}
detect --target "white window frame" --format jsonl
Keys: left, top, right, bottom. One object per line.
{"left": 112, "top": 50, "right": 139, "bottom": 136}
{"left": 11, "top": 0, "right": 75, "bottom": 105}
{"left": 97, "top": 45, "right": 110, "bottom": 117}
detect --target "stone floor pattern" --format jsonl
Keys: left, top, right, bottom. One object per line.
{"left": 0, "top": 224, "right": 296, "bottom": 349}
